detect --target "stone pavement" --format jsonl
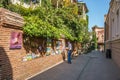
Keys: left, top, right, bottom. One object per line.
{"left": 28, "top": 51, "right": 120, "bottom": 80}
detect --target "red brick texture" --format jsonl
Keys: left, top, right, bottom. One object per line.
{"left": 0, "top": 8, "right": 64, "bottom": 80}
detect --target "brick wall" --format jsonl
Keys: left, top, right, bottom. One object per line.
{"left": 0, "top": 8, "right": 64, "bottom": 80}
{"left": 0, "top": 26, "right": 63, "bottom": 79}
{"left": 0, "top": 26, "right": 25, "bottom": 79}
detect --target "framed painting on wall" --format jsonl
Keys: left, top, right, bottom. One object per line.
{"left": 10, "top": 32, "right": 22, "bottom": 49}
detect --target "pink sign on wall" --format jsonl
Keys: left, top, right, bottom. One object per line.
{"left": 10, "top": 32, "right": 22, "bottom": 49}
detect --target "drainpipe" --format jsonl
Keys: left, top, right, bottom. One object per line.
{"left": 104, "top": 23, "right": 106, "bottom": 52}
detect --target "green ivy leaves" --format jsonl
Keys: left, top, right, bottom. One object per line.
{"left": 6, "top": 1, "right": 90, "bottom": 43}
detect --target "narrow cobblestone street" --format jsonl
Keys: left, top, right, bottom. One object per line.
{"left": 27, "top": 51, "right": 120, "bottom": 80}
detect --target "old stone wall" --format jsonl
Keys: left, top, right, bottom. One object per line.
{"left": 111, "top": 40, "right": 120, "bottom": 68}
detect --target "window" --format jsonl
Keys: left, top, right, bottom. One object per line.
{"left": 112, "top": 18, "right": 114, "bottom": 39}
{"left": 116, "top": 9, "right": 119, "bottom": 37}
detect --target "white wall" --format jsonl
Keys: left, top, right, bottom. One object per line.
{"left": 11, "top": 0, "right": 30, "bottom": 8}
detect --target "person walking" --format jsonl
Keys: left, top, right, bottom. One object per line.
{"left": 67, "top": 41, "right": 72, "bottom": 64}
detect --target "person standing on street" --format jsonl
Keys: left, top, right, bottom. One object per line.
{"left": 67, "top": 41, "right": 72, "bottom": 64}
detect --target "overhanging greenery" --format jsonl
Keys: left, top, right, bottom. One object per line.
{"left": 2, "top": 1, "right": 90, "bottom": 43}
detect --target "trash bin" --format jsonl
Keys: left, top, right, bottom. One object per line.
{"left": 106, "top": 49, "right": 112, "bottom": 59}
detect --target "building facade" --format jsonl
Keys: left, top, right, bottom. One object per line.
{"left": 10, "top": 0, "right": 31, "bottom": 8}
{"left": 10, "top": 0, "right": 77, "bottom": 8}
{"left": 92, "top": 26, "right": 104, "bottom": 51}
{"left": 78, "top": 1, "right": 88, "bottom": 20}
{"left": 105, "top": 0, "right": 120, "bottom": 67}
{"left": 51, "top": 0, "right": 77, "bottom": 8}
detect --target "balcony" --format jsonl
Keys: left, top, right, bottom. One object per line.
{"left": 78, "top": 14, "right": 87, "bottom": 20}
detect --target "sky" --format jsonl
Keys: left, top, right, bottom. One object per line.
{"left": 78, "top": 0, "right": 111, "bottom": 30}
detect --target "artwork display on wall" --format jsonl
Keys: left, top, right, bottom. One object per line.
{"left": 10, "top": 32, "right": 22, "bottom": 49}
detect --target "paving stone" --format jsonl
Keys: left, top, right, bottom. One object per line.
{"left": 28, "top": 51, "right": 120, "bottom": 80}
